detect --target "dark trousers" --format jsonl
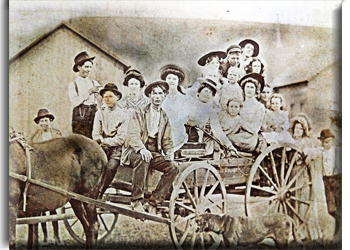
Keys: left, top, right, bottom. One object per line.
{"left": 99, "top": 147, "right": 121, "bottom": 198}
{"left": 72, "top": 104, "right": 97, "bottom": 139}
{"left": 323, "top": 174, "right": 342, "bottom": 236}
{"left": 130, "top": 150, "right": 178, "bottom": 207}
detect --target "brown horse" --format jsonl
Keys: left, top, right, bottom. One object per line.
{"left": 9, "top": 134, "right": 108, "bottom": 249}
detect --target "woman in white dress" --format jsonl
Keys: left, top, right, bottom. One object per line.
{"left": 160, "top": 64, "right": 190, "bottom": 151}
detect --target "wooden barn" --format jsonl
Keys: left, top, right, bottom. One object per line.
{"left": 9, "top": 23, "right": 131, "bottom": 137}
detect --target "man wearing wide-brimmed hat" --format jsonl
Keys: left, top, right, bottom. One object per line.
{"left": 68, "top": 51, "right": 102, "bottom": 138}
{"left": 92, "top": 83, "right": 129, "bottom": 198}
{"left": 30, "top": 108, "right": 62, "bottom": 144}
{"left": 121, "top": 80, "right": 178, "bottom": 215}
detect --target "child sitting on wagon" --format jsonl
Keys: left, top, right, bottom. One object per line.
{"left": 218, "top": 96, "right": 258, "bottom": 152}
{"left": 261, "top": 93, "right": 294, "bottom": 144}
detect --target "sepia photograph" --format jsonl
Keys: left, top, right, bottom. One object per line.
{"left": 9, "top": 1, "right": 343, "bottom": 249}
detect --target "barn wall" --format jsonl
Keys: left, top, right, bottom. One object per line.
{"left": 9, "top": 27, "right": 126, "bottom": 138}
{"left": 275, "top": 62, "right": 340, "bottom": 140}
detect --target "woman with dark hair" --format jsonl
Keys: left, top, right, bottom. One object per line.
{"left": 185, "top": 78, "right": 237, "bottom": 155}
{"left": 260, "top": 83, "right": 273, "bottom": 109}
{"left": 239, "top": 73, "right": 265, "bottom": 133}
{"left": 119, "top": 69, "right": 149, "bottom": 111}
{"left": 244, "top": 57, "right": 265, "bottom": 75}
{"left": 160, "top": 64, "right": 191, "bottom": 151}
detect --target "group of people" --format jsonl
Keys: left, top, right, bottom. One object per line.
{"left": 30, "top": 39, "right": 341, "bottom": 242}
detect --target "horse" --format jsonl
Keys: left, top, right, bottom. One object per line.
{"left": 9, "top": 133, "right": 108, "bottom": 249}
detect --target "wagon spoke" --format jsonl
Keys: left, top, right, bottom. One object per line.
{"left": 194, "top": 169, "right": 199, "bottom": 204}
{"left": 285, "top": 167, "right": 306, "bottom": 190}
{"left": 206, "top": 200, "right": 224, "bottom": 211}
{"left": 200, "top": 233, "right": 205, "bottom": 250}
{"left": 200, "top": 169, "right": 210, "bottom": 198}
{"left": 282, "top": 201, "right": 288, "bottom": 214}
{"left": 206, "top": 181, "right": 219, "bottom": 196}
{"left": 174, "top": 213, "right": 196, "bottom": 228}
{"left": 190, "top": 221, "right": 196, "bottom": 250}
{"left": 269, "top": 151, "right": 280, "bottom": 188}
{"left": 280, "top": 147, "right": 286, "bottom": 187}
{"left": 98, "top": 214, "right": 109, "bottom": 232}
{"left": 182, "top": 181, "right": 197, "bottom": 208}
{"left": 251, "top": 184, "right": 277, "bottom": 195}
{"left": 175, "top": 201, "right": 196, "bottom": 213}
{"left": 258, "top": 165, "right": 279, "bottom": 190}
{"left": 285, "top": 200, "right": 305, "bottom": 223}
{"left": 283, "top": 150, "right": 298, "bottom": 186}
{"left": 70, "top": 218, "right": 79, "bottom": 227}
{"left": 274, "top": 200, "right": 280, "bottom": 213}
{"left": 179, "top": 219, "right": 194, "bottom": 245}
{"left": 289, "top": 196, "right": 311, "bottom": 205}
{"left": 289, "top": 181, "right": 312, "bottom": 192}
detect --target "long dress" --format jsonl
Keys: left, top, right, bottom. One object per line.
{"left": 162, "top": 92, "right": 191, "bottom": 151}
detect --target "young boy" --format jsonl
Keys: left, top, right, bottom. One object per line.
{"left": 219, "top": 66, "right": 243, "bottom": 111}
{"left": 318, "top": 129, "right": 341, "bottom": 242}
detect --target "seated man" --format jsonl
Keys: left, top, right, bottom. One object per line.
{"left": 30, "top": 108, "right": 62, "bottom": 144}
{"left": 92, "top": 83, "right": 129, "bottom": 198}
{"left": 121, "top": 80, "right": 178, "bottom": 214}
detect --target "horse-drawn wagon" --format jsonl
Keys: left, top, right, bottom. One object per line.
{"left": 10, "top": 129, "right": 313, "bottom": 249}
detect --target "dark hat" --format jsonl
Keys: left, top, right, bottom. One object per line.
{"left": 73, "top": 51, "right": 95, "bottom": 72}
{"left": 99, "top": 83, "right": 122, "bottom": 99}
{"left": 123, "top": 68, "right": 145, "bottom": 88}
{"left": 34, "top": 109, "right": 55, "bottom": 124}
{"left": 198, "top": 51, "right": 227, "bottom": 66}
{"left": 238, "top": 73, "right": 265, "bottom": 93}
{"left": 226, "top": 45, "right": 242, "bottom": 54}
{"left": 318, "top": 129, "right": 335, "bottom": 141}
{"left": 239, "top": 39, "right": 260, "bottom": 57}
{"left": 160, "top": 64, "right": 186, "bottom": 95}
{"left": 144, "top": 80, "right": 169, "bottom": 97}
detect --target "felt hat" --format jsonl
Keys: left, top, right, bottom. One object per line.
{"left": 239, "top": 39, "right": 260, "bottom": 57}
{"left": 99, "top": 83, "right": 122, "bottom": 99}
{"left": 144, "top": 80, "right": 169, "bottom": 97}
{"left": 34, "top": 109, "right": 55, "bottom": 124}
{"left": 318, "top": 129, "right": 335, "bottom": 141}
{"left": 160, "top": 64, "right": 186, "bottom": 95}
{"left": 123, "top": 69, "right": 146, "bottom": 87}
{"left": 238, "top": 73, "right": 265, "bottom": 93}
{"left": 226, "top": 45, "right": 242, "bottom": 54}
{"left": 198, "top": 51, "right": 227, "bottom": 66}
{"left": 73, "top": 51, "right": 95, "bottom": 72}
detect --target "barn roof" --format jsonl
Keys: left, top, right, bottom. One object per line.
{"left": 9, "top": 22, "right": 131, "bottom": 72}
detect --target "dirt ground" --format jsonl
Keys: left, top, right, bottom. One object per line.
{"left": 14, "top": 194, "right": 340, "bottom": 250}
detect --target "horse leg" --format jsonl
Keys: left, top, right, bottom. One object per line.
{"left": 40, "top": 212, "right": 48, "bottom": 243}
{"left": 9, "top": 203, "right": 17, "bottom": 249}
{"left": 69, "top": 200, "right": 91, "bottom": 245}
{"left": 84, "top": 202, "right": 99, "bottom": 247}
{"left": 50, "top": 210, "right": 61, "bottom": 244}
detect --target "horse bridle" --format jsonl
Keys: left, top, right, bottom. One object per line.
{"left": 9, "top": 127, "right": 33, "bottom": 212}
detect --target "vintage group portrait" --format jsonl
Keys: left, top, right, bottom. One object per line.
{"left": 9, "top": 1, "right": 342, "bottom": 249}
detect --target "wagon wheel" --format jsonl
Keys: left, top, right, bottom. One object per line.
{"left": 61, "top": 202, "right": 118, "bottom": 244}
{"left": 245, "top": 143, "right": 314, "bottom": 236}
{"left": 169, "top": 163, "right": 227, "bottom": 250}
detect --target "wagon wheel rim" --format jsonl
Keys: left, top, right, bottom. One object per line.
{"left": 169, "top": 163, "right": 227, "bottom": 250}
{"left": 245, "top": 143, "right": 313, "bottom": 232}
{"left": 61, "top": 204, "right": 118, "bottom": 244}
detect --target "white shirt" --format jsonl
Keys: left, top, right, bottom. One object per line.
{"left": 322, "top": 146, "right": 341, "bottom": 176}
{"left": 92, "top": 104, "right": 129, "bottom": 147}
{"left": 147, "top": 107, "right": 160, "bottom": 137}
{"left": 68, "top": 76, "right": 100, "bottom": 107}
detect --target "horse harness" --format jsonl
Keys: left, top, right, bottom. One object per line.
{"left": 9, "top": 128, "right": 33, "bottom": 212}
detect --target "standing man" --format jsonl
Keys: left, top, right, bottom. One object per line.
{"left": 92, "top": 83, "right": 129, "bottom": 198}
{"left": 30, "top": 108, "right": 62, "bottom": 144}
{"left": 30, "top": 108, "right": 62, "bottom": 245}
{"left": 220, "top": 44, "right": 242, "bottom": 77}
{"left": 121, "top": 80, "right": 178, "bottom": 215}
{"left": 318, "top": 129, "right": 341, "bottom": 242}
{"left": 68, "top": 51, "right": 102, "bottom": 138}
